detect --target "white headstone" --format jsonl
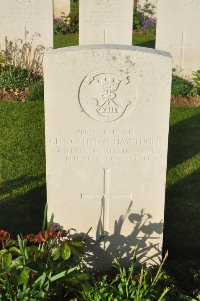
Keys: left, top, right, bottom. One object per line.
{"left": 54, "top": 0, "right": 70, "bottom": 19}
{"left": 44, "top": 45, "right": 172, "bottom": 268}
{"left": 156, "top": 0, "right": 200, "bottom": 78}
{"left": 0, "top": 0, "right": 53, "bottom": 50}
{"left": 79, "top": 0, "right": 134, "bottom": 45}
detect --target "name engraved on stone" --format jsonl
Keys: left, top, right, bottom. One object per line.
{"left": 79, "top": 69, "right": 137, "bottom": 122}
{"left": 49, "top": 134, "right": 164, "bottom": 162}
{"left": 81, "top": 168, "right": 133, "bottom": 233}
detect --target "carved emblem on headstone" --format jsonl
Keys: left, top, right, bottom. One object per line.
{"left": 79, "top": 68, "right": 137, "bottom": 122}
{"left": 97, "top": 0, "right": 116, "bottom": 7}
{"left": 179, "top": 0, "right": 195, "bottom": 8}
{"left": 16, "top": 0, "right": 32, "bottom": 3}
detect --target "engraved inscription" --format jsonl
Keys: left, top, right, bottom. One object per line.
{"left": 180, "top": 0, "right": 195, "bottom": 8}
{"left": 79, "top": 68, "right": 137, "bottom": 122}
{"left": 49, "top": 129, "right": 165, "bottom": 163}
{"left": 81, "top": 168, "right": 133, "bottom": 233}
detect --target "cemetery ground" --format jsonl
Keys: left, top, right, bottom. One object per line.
{"left": 0, "top": 34, "right": 200, "bottom": 299}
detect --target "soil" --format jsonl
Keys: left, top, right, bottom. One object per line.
{"left": 0, "top": 87, "right": 30, "bottom": 102}
{"left": 171, "top": 95, "right": 200, "bottom": 107}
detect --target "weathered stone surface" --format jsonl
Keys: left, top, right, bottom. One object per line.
{"left": 54, "top": 0, "right": 70, "bottom": 19}
{"left": 44, "top": 45, "right": 172, "bottom": 268}
{"left": 0, "top": 0, "right": 53, "bottom": 50}
{"left": 156, "top": 0, "right": 200, "bottom": 78}
{"left": 79, "top": 0, "right": 134, "bottom": 45}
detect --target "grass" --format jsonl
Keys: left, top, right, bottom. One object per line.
{"left": 54, "top": 33, "right": 155, "bottom": 49}
{"left": 0, "top": 101, "right": 46, "bottom": 235}
{"left": 0, "top": 33, "right": 200, "bottom": 262}
{"left": 1, "top": 102, "right": 200, "bottom": 260}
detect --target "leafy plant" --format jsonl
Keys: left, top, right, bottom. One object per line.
{"left": 0, "top": 67, "right": 30, "bottom": 89}
{"left": 0, "top": 36, "right": 44, "bottom": 78}
{"left": 54, "top": 2, "right": 79, "bottom": 34}
{"left": 133, "top": 10, "right": 143, "bottom": 31}
{"left": 189, "top": 70, "right": 200, "bottom": 97}
{"left": 27, "top": 80, "right": 44, "bottom": 101}
{"left": 81, "top": 249, "right": 170, "bottom": 301}
{"left": 171, "top": 75, "right": 194, "bottom": 97}
{"left": 0, "top": 226, "right": 88, "bottom": 300}
{"left": 142, "top": 16, "right": 157, "bottom": 34}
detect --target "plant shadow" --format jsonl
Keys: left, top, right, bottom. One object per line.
{"left": 73, "top": 202, "right": 163, "bottom": 272}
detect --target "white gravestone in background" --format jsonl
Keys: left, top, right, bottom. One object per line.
{"left": 54, "top": 0, "right": 70, "bottom": 19}
{"left": 79, "top": 0, "right": 134, "bottom": 45}
{"left": 156, "top": 0, "right": 200, "bottom": 78}
{"left": 44, "top": 45, "right": 172, "bottom": 268}
{"left": 0, "top": 0, "right": 53, "bottom": 50}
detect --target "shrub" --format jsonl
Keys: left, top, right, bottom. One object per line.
{"left": 0, "top": 36, "right": 44, "bottom": 78}
{"left": 142, "top": 16, "right": 157, "bottom": 34}
{"left": 189, "top": 70, "right": 200, "bottom": 97}
{"left": 171, "top": 75, "right": 193, "bottom": 97}
{"left": 0, "top": 227, "right": 88, "bottom": 300}
{"left": 81, "top": 250, "right": 170, "bottom": 301}
{"left": 54, "top": 2, "right": 79, "bottom": 34}
{"left": 0, "top": 67, "right": 30, "bottom": 89}
{"left": 27, "top": 80, "right": 44, "bottom": 101}
{"left": 133, "top": 10, "right": 143, "bottom": 31}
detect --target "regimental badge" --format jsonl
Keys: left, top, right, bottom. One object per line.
{"left": 16, "top": 0, "right": 32, "bottom": 3}
{"left": 97, "top": 0, "right": 116, "bottom": 8}
{"left": 79, "top": 68, "right": 137, "bottom": 123}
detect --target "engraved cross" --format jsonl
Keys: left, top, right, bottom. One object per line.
{"left": 81, "top": 168, "right": 133, "bottom": 234}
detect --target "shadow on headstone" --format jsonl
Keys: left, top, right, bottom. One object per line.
{"left": 0, "top": 175, "right": 46, "bottom": 237}
{"left": 72, "top": 202, "right": 163, "bottom": 271}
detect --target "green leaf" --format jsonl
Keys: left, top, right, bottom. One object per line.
{"left": 50, "top": 271, "right": 66, "bottom": 282}
{"left": 60, "top": 243, "right": 71, "bottom": 261}
{"left": 18, "top": 268, "right": 29, "bottom": 285}
{"left": 2, "top": 252, "right": 12, "bottom": 270}
{"left": 9, "top": 247, "right": 21, "bottom": 256}
{"left": 52, "top": 246, "right": 60, "bottom": 260}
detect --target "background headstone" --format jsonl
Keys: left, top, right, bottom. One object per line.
{"left": 54, "top": 0, "right": 70, "bottom": 19}
{"left": 0, "top": 0, "right": 53, "bottom": 50}
{"left": 156, "top": 0, "right": 200, "bottom": 78}
{"left": 79, "top": 0, "right": 134, "bottom": 45}
{"left": 44, "top": 45, "right": 172, "bottom": 268}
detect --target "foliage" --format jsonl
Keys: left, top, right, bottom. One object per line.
{"left": 189, "top": 70, "right": 200, "bottom": 97}
{"left": 133, "top": 10, "right": 143, "bottom": 31}
{"left": 81, "top": 250, "right": 170, "bottom": 301}
{"left": 0, "top": 36, "right": 44, "bottom": 77}
{"left": 135, "top": 0, "right": 157, "bottom": 34}
{"left": 27, "top": 80, "right": 44, "bottom": 101}
{"left": 0, "top": 36, "right": 44, "bottom": 91}
{"left": 0, "top": 226, "right": 88, "bottom": 300}
{"left": 0, "top": 67, "right": 30, "bottom": 89}
{"left": 142, "top": 17, "right": 157, "bottom": 34}
{"left": 54, "top": 2, "right": 79, "bottom": 34}
{"left": 171, "top": 75, "right": 194, "bottom": 97}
